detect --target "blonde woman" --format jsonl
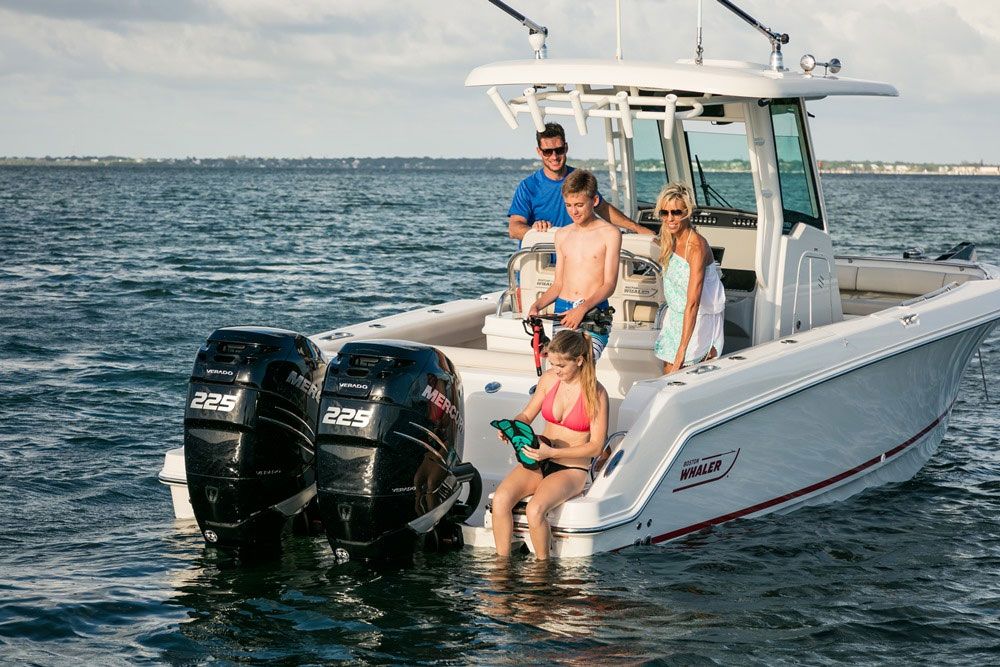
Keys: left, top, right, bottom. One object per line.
{"left": 653, "top": 183, "right": 726, "bottom": 374}
{"left": 491, "top": 329, "right": 608, "bottom": 560}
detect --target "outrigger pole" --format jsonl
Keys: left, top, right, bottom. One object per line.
{"left": 485, "top": 0, "right": 549, "bottom": 59}
{"left": 708, "top": 0, "right": 789, "bottom": 71}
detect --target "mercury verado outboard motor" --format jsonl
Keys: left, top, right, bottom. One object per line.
{"left": 316, "top": 340, "right": 481, "bottom": 563}
{"left": 184, "top": 326, "right": 327, "bottom": 553}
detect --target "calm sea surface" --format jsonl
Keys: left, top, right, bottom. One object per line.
{"left": 1, "top": 167, "right": 998, "bottom": 665}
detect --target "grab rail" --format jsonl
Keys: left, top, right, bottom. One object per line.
{"left": 654, "top": 303, "right": 670, "bottom": 329}
{"left": 505, "top": 243, "right": 556, "bottom": 303}
{"left": 502, "top": 244, "right": 662, "bottom": 317}
{"left": 790, "top": 251, "right": 834, "bottom": 333}
{"left": 590, "top": 431, "right": 627, "bottom": 481}
{"left": 496, "top": 243, "right": 557, "bottom": 316}
{"left": 901, "top": 281, "right": 960, "bottom": 307}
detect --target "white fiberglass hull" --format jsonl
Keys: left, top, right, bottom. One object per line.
{"left": 554, "top": 326, "right": 986, "bottom": 557}
{"left": 501, "top": 282, "right": 1000, "bottom": 558}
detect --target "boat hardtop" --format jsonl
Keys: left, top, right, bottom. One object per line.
{"left": 465, "top": 57, "right": 899, "bottom": 99}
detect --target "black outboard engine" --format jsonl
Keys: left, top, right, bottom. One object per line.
{"left": 317, "top": 340, "right": 481, "bottom": 563}
{"left": 184, "top": 326, "right": 327, "bottom": 553}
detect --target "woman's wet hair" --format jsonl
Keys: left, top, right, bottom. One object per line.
{"left": 655, "top": 182, "right": 696, "bottom": 269}
{"left": 547, "top": 329, "right": 598, "bottom": 419}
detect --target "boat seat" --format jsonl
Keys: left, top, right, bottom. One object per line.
{"left": 513, "top": 230, "right": 664, "bottom": 326}
{"left": 837, "top": 262, "right": 981, "bottom": 316}
{"left": 484, "top": 488, "right": 586, "bottom": 532}
{"left": 495, "top": 230, "right": 666, "bottom": 396}
{"left": 839, "top": 291, "right": 912, "bottom": 316}
{"left": 484, "top": 434, "right": 616, "bottom": 527}
{"left": 476, "top": 317, "right": 662, "bottom": 398}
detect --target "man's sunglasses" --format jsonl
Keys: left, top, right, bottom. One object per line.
{"left": 539, "top": 145, "right": 568, "bottom": 157}
{"left": 658, "top": 208, "right": 687, "bottom": 218}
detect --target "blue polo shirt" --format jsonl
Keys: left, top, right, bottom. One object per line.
{"left": 507, "top": 166, "right": 605, "bottom": 231}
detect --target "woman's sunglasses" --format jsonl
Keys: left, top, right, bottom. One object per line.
{"left": 658, "top": 208, "right": 687, "bottom": 218}
{"left": 539, "top": 145, "right": 568, "bottom": 157}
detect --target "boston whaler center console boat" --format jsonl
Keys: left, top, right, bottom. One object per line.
{"left": 160, "top": 1, "right": 1000, "bottom": 561}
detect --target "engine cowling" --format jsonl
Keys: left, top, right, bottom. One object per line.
{"left": 316, "top": 340, "right": 480, "bottom": 563}
{"left": 183, "top": 326, "right": 326, "bottom": 553}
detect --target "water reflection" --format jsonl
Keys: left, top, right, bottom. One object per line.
{"left": 155, "top": 465, "right": 1000, "bottom": 665}
{"left": 164, "top": 534, "right": 680, "bottom": 663}
{"left": 475, "top": 557, "right": 608, "bottom": 638}
{"left": 467, "top": 555, "right": 689, "bottom": 664}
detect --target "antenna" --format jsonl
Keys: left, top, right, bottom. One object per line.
{"left": 695, "top": 0, "right": 704, "bottom": 65}
{"left": 486, "top": 0, "right": 549, "bottom": 59}
{"left": 615, "top": 0, "right": 623, "bottom": 61}
{"left": 711, "top": 0, "right": 789, "bottom": 71}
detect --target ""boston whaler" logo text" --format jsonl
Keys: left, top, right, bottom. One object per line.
{"left": 680, "top": 458, "right": 723, "bottom": 480}
{"left": 673, "top": 448, "right": 740, "bottom": 493}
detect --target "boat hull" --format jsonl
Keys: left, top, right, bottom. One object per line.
{"left": 162, "top": 271, "right": 1000, "bottom": 559}
{"left": 530, "top": 318, "right": 996, "bottom": 557}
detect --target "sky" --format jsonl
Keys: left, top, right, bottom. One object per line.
{"left": 1, "top": 0, "right": 999, "bottom": 163}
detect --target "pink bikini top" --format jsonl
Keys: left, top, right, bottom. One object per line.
{"left": 541, "top": 381, "right": 590, "bottom": 432}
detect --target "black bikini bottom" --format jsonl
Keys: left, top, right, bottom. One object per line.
{"left": 540, "top": 460, "right": 590, "bottom": 478}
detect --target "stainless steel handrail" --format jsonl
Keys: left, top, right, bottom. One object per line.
{"left": 501, "top": 245, "right": 662, "bottom": 317}
{"left": 901, "top": 281, "right": 960, "bottom": 307}
{"left": 590, "top": 430, "right": 627, "bottom": 481}
{"left": 654, "top": 303, "right": 670, "bottom": 329}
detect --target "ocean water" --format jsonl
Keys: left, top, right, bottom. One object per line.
{"left": 1, "top": 166, "right": 998, "bottom": 665}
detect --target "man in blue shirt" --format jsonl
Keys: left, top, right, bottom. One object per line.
{"left": 507, "top": 123, "right": 653, "bottom": 241}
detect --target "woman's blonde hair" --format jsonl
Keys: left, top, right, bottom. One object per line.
{"left": 547, "top": 329, "right": 598, "bottom": 420}
{"left": 655, "top": 182, "right": 696, "bottom": 269}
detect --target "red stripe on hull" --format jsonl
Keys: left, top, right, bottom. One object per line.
{"left": 648, "top": 406, "right": 951, "bottom": 545}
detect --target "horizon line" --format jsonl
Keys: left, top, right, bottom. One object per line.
{"left": 2, "top": 155, "right": 998, "bottom": 167}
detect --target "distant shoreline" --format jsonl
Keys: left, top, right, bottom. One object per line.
{"left": 1, "top": 156, "right": 998, "bottom": 176}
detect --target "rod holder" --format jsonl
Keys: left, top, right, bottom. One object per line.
{"left": 487, "top": 87, "right": 518, "bottom": 129}
{"left": 524, "top": 87, "right": 545, "bottom": 131}
{"left": 568, "top": 89, "right": 588, "bottom": 135}
{"left": 615, "top": 91, "right": 633, "bottom": 139}
{"left": 662, "top": 94, "right": 678, "bottom": 140}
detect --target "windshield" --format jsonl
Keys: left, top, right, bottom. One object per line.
{"left": 633, "top": 118, "right": 668, "bottom": 206}
{"left": 770, "top": 99, "right": 824, "bottom": 231}
{"left": 683, "top": 119, "right": 756, "bottom": 212}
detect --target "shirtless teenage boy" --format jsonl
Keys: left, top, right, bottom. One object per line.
{"left": 528, "top": 169, "right": 621, "bottom": 359}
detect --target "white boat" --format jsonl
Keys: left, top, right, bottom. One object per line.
{"left": 161, "top": 3, "right": 1000, "bottom": 560}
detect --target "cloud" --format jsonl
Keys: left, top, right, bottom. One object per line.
{"left": 0, "top": 0, "right": 216, "bottom": 24}
{"left": 0, "top": 1, "right": 998, "bottom": 159}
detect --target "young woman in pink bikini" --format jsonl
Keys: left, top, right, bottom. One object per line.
{"left": 491, "top": 329, "right": 609, "bottom": 560}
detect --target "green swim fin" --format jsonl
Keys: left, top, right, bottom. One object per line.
{"left": 490, "top": 418, "right": 540, "bottom": 469}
